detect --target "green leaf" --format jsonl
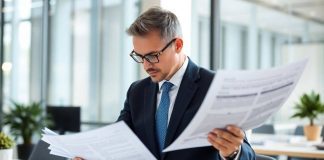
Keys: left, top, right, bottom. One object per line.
{"left": 291, "top": 91, "right": 324, "bottom": 126}
{"left": 3, "top": 101, "right": 53, "bottom": 145}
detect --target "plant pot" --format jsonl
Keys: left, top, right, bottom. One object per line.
{"left": 0, "top": 148, "right": 13, "bottom": 160}
{"left": 304, "top": 125, "right": 322, "bottom": 141}
{"left": 17, "top": 144, "right": 34, "bottom": 160}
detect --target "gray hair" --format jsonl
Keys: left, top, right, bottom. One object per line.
{"left": 126, "top": 7, "right": 182, "bottom": 41}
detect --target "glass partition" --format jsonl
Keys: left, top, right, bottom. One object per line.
{"left": 220, "top": 0, "right": 324, "bottom": 125}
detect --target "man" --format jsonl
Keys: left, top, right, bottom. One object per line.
{"left": 76, "top": 7, "right": 255, "bottom": 160}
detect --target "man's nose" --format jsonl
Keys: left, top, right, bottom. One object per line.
{"left": 143, "top": 58, "right": 152, "bottom": 68}
{"left": 143, "top": 58, "right": 150, "bottom": 65}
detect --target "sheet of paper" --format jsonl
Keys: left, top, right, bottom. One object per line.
{"left": 163, "top": 59, "right": 307, "bottom": 152}
{"left": 42, "top": 127, "right": 59, "bottom": 135}
{"left": 42, "top": 121, "right": 156, "bottom": 160}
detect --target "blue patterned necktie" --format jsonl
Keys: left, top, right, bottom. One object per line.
{"left": 156, "top": 81, "right": 173, "bottom": 151}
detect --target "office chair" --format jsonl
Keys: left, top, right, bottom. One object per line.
{"left": 252, "top": 124, "right": 275, "bottom": 134}
{"left": 294, "top": 125, "right": 304, "bottom": 135}
{"left": 28, "top": 140, "right": 67, "bottom": 160}
{"left": 47, "top": 106, "right": 81, "bottom": 135}
{"left": 256, "top": 154, "right": 276, "bottom": 160}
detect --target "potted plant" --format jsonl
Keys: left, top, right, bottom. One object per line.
{"left": 3, "top": 101, "right": 51, "bottom": 159}
{"left": 291, "top": 91, "right": 324, "bottom": 141}
{"left": 0, "top": 132, "right": 14, "bottom": 160}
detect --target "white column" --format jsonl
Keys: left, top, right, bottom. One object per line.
{"left": 10, "top": 0, "right": 30, "bottom": 103}
{"left": 223, "top": 24, "right": 242, "bottom": 69}
{"left": 246, "top": 6, "right": 258, "bottom": 69}
{"left": 48, "top": 0, "right": 72, "bottom": 104}
{"left": 259, "top": 31, "right": 272, "bottom": 69}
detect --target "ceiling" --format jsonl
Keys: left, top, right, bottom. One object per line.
{"left": 220, "top": 0, "right": 324, "bottom": 41}
{"left": 246, "top": 0, "right": 324, "bottom": 24}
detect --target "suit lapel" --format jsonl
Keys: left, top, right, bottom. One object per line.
{"left": 164, "top": 60, "right": 200, "bottom": 152}
{"left": 144, "top": 81, "right": 160, "bottom": 158}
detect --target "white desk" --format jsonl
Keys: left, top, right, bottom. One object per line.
{"left": 250, "top": 134, "right": 324, "bottom": 159}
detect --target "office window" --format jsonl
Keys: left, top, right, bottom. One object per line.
{"left": 161, "top": 0, "right": 211, "bottom": 68}
{"left": 100, "top": 0, "right": 139, "bottom": 122}
{"left": 220, "top": 0, "right": 324, "bottom": 125}
{"left": 48, "top": 0, "right": 139, "bottom": 122}
{"left": 1, "top": 0, "right": 43, "bottom": 112}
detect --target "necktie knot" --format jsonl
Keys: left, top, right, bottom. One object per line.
{"left": 161, "top": 81, "right": 173, "bottom": 93}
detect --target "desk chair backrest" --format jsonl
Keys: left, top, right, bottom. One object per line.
{"left": 256, "top": 154, "right": 276, "bottom": 160}
{"left": 252, "top": 124, "right": 275, "bottom": 134}
{"left": 294, "top": 125, "right": 304, "bottom": 135}
{"left": 323, "top": 127, "right": 324, "bottom": 142}
{"left": 47, "top": 106, "right": 81, "bottom": 135}
{"left": 28, "top": 140, "right": 67, "bottom": 160}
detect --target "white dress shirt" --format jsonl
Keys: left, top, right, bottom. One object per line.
{"left": 157, "top": 57, "right": 189, "bottom": 124}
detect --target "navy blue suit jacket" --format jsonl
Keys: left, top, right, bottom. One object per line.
{"left": 118, "top": 60, "right": 255, "bottom": 160}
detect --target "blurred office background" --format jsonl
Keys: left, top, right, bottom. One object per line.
{"left": 0, "top": 0, "right": 324, "bottom": 136}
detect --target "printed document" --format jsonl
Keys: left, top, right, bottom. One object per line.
{"left": 42, "top": 121, "right": 156, "bottom": 160}
{"left": 163, "top": 59, "right": 307, "bottom": 152}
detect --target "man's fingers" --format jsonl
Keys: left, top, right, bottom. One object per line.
{"left": 212, "top": 128, "right": 243, "bottom": 146}
{"left": 207, "top": 133, "right": 229, "bottom": 149}
{"left": 226, "top": 125, "right": 244, "bottom": 138}
{"left": 208, "top": 133, "right": 234, "bottom": 156}
{"left": 208, "top": 125, "right": 244, "bottom": 157}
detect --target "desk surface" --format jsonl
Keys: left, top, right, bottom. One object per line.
{"left": 253, "top": 144, "right": 324, "bottom": 158}
{"left": 250, "top": 134, "right": 324, "bottom": 159}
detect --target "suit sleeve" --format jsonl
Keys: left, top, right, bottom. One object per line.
{"left": 237, "top": 137, "right": 256, "bottom": 159}
{"left": 216, "top": 137, "right": 255, "bottom": 160}
{"left": 117, "top": 82, "right": 135, "bottom": 130}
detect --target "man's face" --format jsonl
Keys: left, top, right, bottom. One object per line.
{"left": 132, "top": 31, "right": 181, "bottom": 82}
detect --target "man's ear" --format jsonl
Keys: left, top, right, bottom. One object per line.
{"left": 174, "top": 38, "right": 183, "bottom": 53}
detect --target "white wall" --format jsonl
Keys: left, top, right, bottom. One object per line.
{"left": 276, "top": 43, "right": 324, "bottom": 125}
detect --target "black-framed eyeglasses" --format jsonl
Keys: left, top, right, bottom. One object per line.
{"left": 129, "top": 38, "right": 176, "bottom": 63}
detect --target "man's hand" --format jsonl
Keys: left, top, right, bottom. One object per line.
{"left": 73, "top": 157, "right": 84, "bottom": 160}
{"left": 207, "top": 125, "right": 244, "bottom": 158}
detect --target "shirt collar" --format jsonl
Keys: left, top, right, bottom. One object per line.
{"left": 159, "top": 56, "right": 189, "bottom": 91}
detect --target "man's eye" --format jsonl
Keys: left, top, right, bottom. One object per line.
{"left": 145, "top": 55, "right": 155, "bottom": 59}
